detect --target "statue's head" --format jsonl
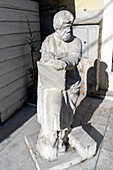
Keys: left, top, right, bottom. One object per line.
{"left": 53, "top": 10, "right": 74, "bottom": 42}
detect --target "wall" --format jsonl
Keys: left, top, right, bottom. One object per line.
{"left": 39, "top": 0, "right": 109, "bottom": 96}
{"left": 100, "top": 0, "right": 113, "bottom": 92}
{"left": 38, "top": 0, "right": 75, "bottom": 40}
{"left": 72, "top": 0, "right": 104, "bottom": 96}
{"left": 0, "top": 0, "right": 40, "bottom": 122}
{"left": 75, "top": 0, "right": 104, "bottom": 12}
{"left": 39, "top": 0, "right": 75, "bottom": 14}
{"left": 74, "top": 0, "right": 104, "bottom": 20}
{"left": 58, "top": 0, "right": 75, "bottom": 16}
{"left": 74, "top": 0, "right": 113, "bottom": 95}
{"left": 73, "top": 25, "right": 99, "bottom": 96}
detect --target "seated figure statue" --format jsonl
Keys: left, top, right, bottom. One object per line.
{"left": 36, "top": 10, "right": 82, "bottom": 160}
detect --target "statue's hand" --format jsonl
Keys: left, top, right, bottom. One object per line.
{"left": 48, "top": 59, "right": 67, "bottom": 70}
{"left": 41, "top": 52, "right": 55, "bottom": 63}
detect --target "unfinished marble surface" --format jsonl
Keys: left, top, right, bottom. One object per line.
{"left": 69, "top": 126, "right": 97, "bottom": 160}
{"left": 37, "top": 10, "right": 83, "bottom": 161}
{"left": 34, "top": 10, "right": 97, "bottom": 168}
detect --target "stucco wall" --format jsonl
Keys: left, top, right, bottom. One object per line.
{"left": 74, "top": 0, "right": 104, "bottom": 19}
{"left": 75, "top": 0, "right": 104, "bottom": 12}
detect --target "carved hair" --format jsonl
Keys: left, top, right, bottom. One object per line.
{"left": 53, "top": 10, "right": 74, "bottom": 30}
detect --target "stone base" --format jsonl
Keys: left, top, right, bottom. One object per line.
{"left": 25, "top": 126, "right": 97, "bottom": 170}
{"left": 25, "top": 133, "right": 82, "bottom": 170}
{"left": 69, "top": 126, "right": 97, "bottom": 160}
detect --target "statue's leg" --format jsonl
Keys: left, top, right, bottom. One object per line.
{"left": 37, "top": 88, "right": 68, "bottom": 160}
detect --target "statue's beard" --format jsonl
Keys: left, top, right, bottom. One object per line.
{"left": 60, "top": 33, "right": 72, "bottom": 42}
{"left": 57, "top": 30, "right": 72, "bottom": 42}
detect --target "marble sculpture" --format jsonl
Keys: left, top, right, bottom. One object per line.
{"left": 36, "top": 10, "right": 96, "bottom": 161}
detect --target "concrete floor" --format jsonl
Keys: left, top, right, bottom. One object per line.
{"left": 0, "top": 96, "right": 113, "bottom": 170}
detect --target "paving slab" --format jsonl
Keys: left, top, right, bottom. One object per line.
{"left": 66, "top": 164, "right": 84, "bottom": 170}
{"left": 106, "top": 116, "right": 113, "bottom": 132}
{"left": 72, "top": 101, "right": 91, "bottom": 127}
{"left": 91, "top": 106, "right": 111, "bottom": 117}
{"left": 89, "top": 123, "right": 106, "bottom": 136}
{"left": 21, "top": 157, "right": 37, "bottom": 170}
{"left": 67, "top": 149, "right": 100, "bottom": 170}
{"left": 21, "top": 115, "right": 40, "bottom": 136}
{"left": 102, "top": 131, "right": 113, "bottom": 152}
{"left": 82, "top": 124, "right": 104, "bottom": 151}
{"left": 96, "top": 149, "right": 113, "bottom": 170}
{"left": 90, "top": 115, "right": 108, "bottom": 126}
{"left": 99, "top": 99, "right": 113, "bottom": 108}
{"left": 110, "top": 107, "right": 113, "bottom": 117}
{"left": 80, "top": 97, "right": 102, "bottom": 105}
{"left": 82, "top": 104, "right": 110, "bottom": 126}
{"left": 0, "top": 135, "right": 29, "bottom": 170}
{"left": 0, "top": 105, "right": 36, "bottom": 152}
{"left": 0, "top": 97, "right": 112, "bottom": 170}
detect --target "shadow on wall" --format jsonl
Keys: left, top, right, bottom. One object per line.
{"left": 87, "top": 59, "right": 109, "bottom": 97}
{"left": 99, "top": 61, "right": 109, "bottom": 92}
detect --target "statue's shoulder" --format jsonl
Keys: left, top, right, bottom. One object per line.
{"left": 41, "top": 33, "right": 56, "bottom": 51}
{"left": 70, "top": 36, "right": 82, "bottom": 51}
{"left": 43, "top": 33, "right": 55, "bottom": 43}
{"left": 73, "top": 36, "right": 82, "bottom": 45}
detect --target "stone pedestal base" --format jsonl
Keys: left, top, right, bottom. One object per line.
{"left": 25, "top": 133, "right": 82, "bottom": 170}
{"left": 25, "top": 126, "right": 97, "bottom": 170}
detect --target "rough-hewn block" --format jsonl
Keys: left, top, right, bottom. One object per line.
{"left": 69, "top": 126, "right": 97, "bottom": 160}
{"left": 38, "top": 63, "right": 66, "bottom": 90}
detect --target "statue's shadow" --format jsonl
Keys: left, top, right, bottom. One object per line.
{"left": 71, "top": 97, "right": 104, "bottom": 152}
{"left": 71, "top": 60, "right": 109, "bottom": 153}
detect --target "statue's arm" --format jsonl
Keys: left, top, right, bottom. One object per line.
{"left": 61, "top": 51, "right": 81, "bottom": 70}
{"left": 40, "top": 51, "right": 56, "bottom": 63}
{"left": 40, "top": 38, "right": 67, "bottom": 70}
{"left": 61, "top": 39, "right": 82, "bottom": 70}
{"left": 40, "top": 37, "right": 56, "bottom": 63}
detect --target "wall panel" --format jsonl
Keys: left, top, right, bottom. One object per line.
{"left": 0, "top": 0, "right": 40, "bottom": 122}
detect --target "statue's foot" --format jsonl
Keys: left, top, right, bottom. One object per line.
{"left": 36, "top": 138, "right": 58, "bottom": 161}
{"left": 36, "top": 131, "right": 67, "bottom": 161}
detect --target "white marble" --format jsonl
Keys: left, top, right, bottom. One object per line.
{"left": 69, "top": 126, "right": 97, "bottom": 160}
{"left": 36, "top": 10, "right": 96, "bottom": 162}
{"left": 25, "top": 133, "right": 82, "bottom": 170}
{"left": 36, "top": 10, "right": 82, "bottom": 161}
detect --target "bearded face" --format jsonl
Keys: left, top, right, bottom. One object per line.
{"left": 56, "top": 24, "right": 72, "bottom": 42}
